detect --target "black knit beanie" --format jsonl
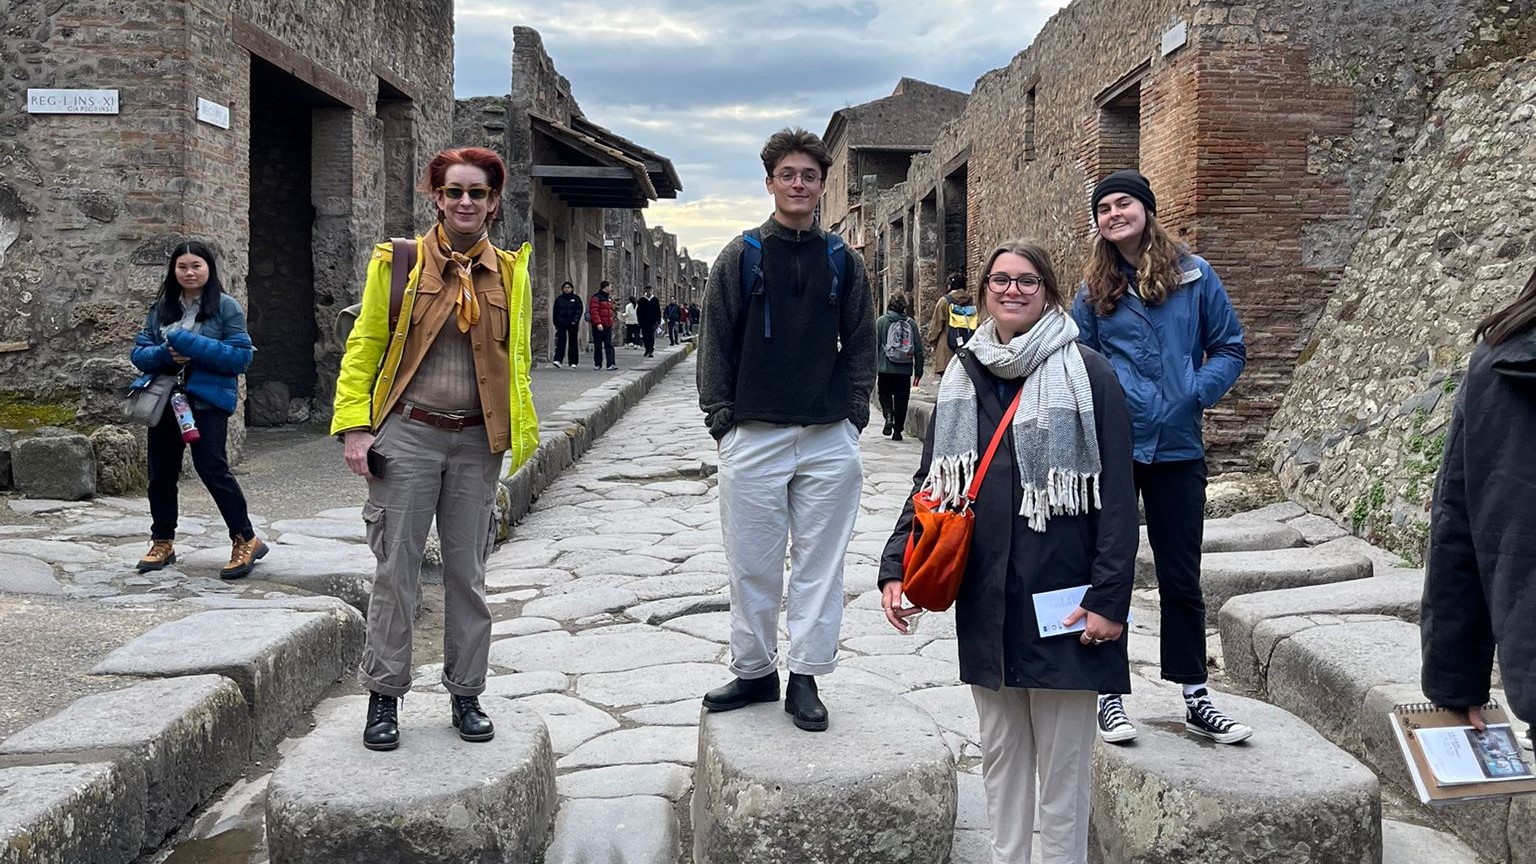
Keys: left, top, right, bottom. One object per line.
{"left": 1091, "top": 169, "right": 1156, "bottom": 216}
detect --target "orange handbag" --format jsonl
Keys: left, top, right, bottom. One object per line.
{"left": 901, "top": 390, "right": 1022, "bottom": 612}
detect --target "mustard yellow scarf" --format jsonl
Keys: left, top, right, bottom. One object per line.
{"left": 434, "top": 223, "right": 488, "bottom": 333}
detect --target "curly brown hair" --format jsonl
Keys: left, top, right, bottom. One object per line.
{"left": 1082, "top": 213, "right": 1187, "bottom": 316}
{"left": 760, "top": 128, "right": 832, "bottom": 177}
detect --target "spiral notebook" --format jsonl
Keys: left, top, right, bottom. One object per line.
{"left": 1390, "top": 701, "right": 1536, "bottom": 804}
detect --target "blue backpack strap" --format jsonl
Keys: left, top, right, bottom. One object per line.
{"left": 825, "top": 232, "right": 847, "bottom": 303}
{"left": 739, "top": 229, "right": 769, "bottom": 339}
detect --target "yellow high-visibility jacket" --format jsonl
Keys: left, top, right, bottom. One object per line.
{"left": 330, "top": 238, "right": 539, "bottom": 476}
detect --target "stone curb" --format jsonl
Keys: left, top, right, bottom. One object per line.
{"left": 0, "top": 761, "right": 143, "bottom": 864}
{"left": 501, "top": 343, "right": 696, "bottom": 532}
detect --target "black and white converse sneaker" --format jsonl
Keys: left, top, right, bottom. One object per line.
{"left": 1097, "top": 694, "right": 1138, "bottom": 744}
{"left": 1184, "top": 688, "right": 1253, "bottom": 744}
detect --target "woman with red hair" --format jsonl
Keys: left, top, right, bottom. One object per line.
{"left": 332, "top": 147, "right": 538, "bottom": 751}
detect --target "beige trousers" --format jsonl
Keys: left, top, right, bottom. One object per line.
{"left": 971, "top": 686, "right": 1097, "bottom": 864}
{"left": 358, "top": 413, "right": 501, "bottom": 698}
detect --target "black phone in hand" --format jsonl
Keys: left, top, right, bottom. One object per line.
{"left": 366, "top": 446, "right": 387, "bottom": 479}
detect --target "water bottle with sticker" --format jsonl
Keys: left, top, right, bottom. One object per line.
{"left": 170, "top": 392, "right": 200, "bottom": 443}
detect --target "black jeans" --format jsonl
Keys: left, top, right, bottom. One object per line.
{"left": 640, "top": 323, "right": 656, "bottom": 356}
{"left": 147, "top": 401, "right": 253, "bottom": 542}
{"left": 553, "top": 324, "right": 580, "bottom": 366}
{"left": 1134, "top": 458, "right": 1208, "bottom": 685}
{"left": 590, "top": 325, "right": 615, "bottom": 368}
{"left": 876, "top": 372, "right": 911, "bottom": 433}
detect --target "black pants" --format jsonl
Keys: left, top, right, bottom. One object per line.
{"left": 591, "top": 325, "right": 615, "bottom": 368}
{"left": 1135, "top": 458, "right": 1208, "bottom": 685}
{"left": 147, "top": 401, "right": 253, "bottom": 542}
{"left": 624, "top": 324, "right": 641, "bottom": 346}
{"left": 553, "top": 324, "right": 580, "bottom": 366}
{"left": 640, "top": 323, "right": 656, "bottom": 356}
{"left": 876, "top": 372, "right": 911, "bottom": 433}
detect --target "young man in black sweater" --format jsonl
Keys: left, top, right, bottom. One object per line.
{"left": 696, "top": 128, "right": 875, "bottom": 730}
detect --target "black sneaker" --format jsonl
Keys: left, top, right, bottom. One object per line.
{"left": 1184, "top": 688, "right": 1253, "bottom": 744}
{"left": 1097, "top": 694, "right": 1138, "bottom": 744}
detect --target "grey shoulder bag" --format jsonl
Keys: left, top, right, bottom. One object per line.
{"left": 123, "top": 372, "right": 179, "bottom": 426}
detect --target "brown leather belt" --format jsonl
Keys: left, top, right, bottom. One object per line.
{"left": 391, "top": 402, "right": 485, "bottom": 430}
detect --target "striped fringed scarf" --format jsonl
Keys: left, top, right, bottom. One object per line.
{"left": 922, "top": 309, "right": 1103, "bottom": 531}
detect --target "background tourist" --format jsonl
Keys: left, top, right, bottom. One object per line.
{"left": 551, "top": 280, "right": 583, "bottom": 368}
{"left": 874, "top": 293, "right": 923, "bottom": 441}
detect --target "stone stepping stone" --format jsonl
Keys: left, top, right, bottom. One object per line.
{"left": 265, "top": 695, "right": 554, "bottom": 864}
{"left": 1134, "top": 517, "right": 1304, "bottom": 585}
{"left": 1095, "top": 690, "right": 1380, "bottom": 864}
{"left": 559, "top": 725, "right": 696, "bottom": 770}
{"left": 544, "top": 795, "right": 680, "bottom": 864}
{"left": 1197, "top": 546, "right": 1373, "bottom": 615}
{"left": 1264, "top": 618, "right": 1425, "bottom": 753}
{"left": 0, "top": 675, "right": 249, "bottom": 849}
{"left": 92, "top": 607, "right": 362, "bottom": 750}
{"left": 1289, "top": 513, "right": 1350, "bottom": 544}
{"left": 0, "top": 762, "right": 142, "bottom": 862}
{"left": 0, "top": 552, "right": 61, "bottom": 596}
{"left": 693, "top": 685, "right": 956, "bottom": 864}
{"left": 1217, "top": 570, "right": 1424, "bottom": 688}
{"left": 578, "top": 662, "right": 725, "bottom": 708}
{"left": 557, "top": 764, "right": 693, "bottom": 801}
{"left": 488, "top": 627, "right": 722, "bottom": 675}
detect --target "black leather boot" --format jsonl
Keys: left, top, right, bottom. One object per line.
{"left": 882, "top": 419, "right": 894, "bottom": 437}
{"left": 363, "top": 691, "right": 399, "bottom": 751}
{"left": 785, "top": 673, "right": 829, "bottom": 732}
{"left": 702, "top": 670, "right": 780, "bottom": 712}
{"left": 452, "top": 694, "right": 495, "bottom": 742}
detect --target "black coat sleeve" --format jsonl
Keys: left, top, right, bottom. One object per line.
{"left": 879, "top": 407, "right": 936, "bottom": 588}
{"left": 1077, "top": 349, "right": 1137, "bottom": 625}
{"left": 1421, "top": 397, "right": 1495, "bottom": 710}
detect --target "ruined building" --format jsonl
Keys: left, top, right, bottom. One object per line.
{"left": 862, "top": 0, "right": 1535, "bottom": 507}
{"left": 0, "top": 0, "right": 458, "bottom": 439}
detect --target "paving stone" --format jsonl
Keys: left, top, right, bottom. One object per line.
{"left": 544, "top": 795, "right": 680, "bottom": 864}
{"left": 0, "top": 537, "right": 110, "bottom": 565}
{"left": 485, "top": 567, "right": 573, "bottom": 590}
{"left": 843, "top": 654, "right": 962, "bottom": 690}
{"left": 268, "top": 517, "right": 367, "bottom": 542}
{"left": 487, "top": 540, "right": 561, "bottom": 569}
{"left": 1382, "top": 820, "right": 1483, "bottom": 864}
{"left": 1288, "top": 513, "right": 1351, "bottom": 544}
{"left": 0, "top": 762, "right": 143, "bottom": 864}
{"left": 693, "top": 685, "right": 956, "bottom": 864}
{"left": 660, "top": 611, "right": 732, "bottom": 643}
{"left": 623, "top": 698, "right": 702, "bottom": 727}
{"left": 489, "top": 627, "right": 722, "bottom": 675}
{"left": 560, "top": 724, "right": 697, "bottom": 770}
{"left": 540, "top": 574, "right": 635, "bottom": 595}
{"left": 1217, "top": 570, "right": 1425, "bottom": 688}
{"left": 492, "top": 616, "right": 561, "bottom": 636}
{"left": 904, "top": 684, "right": 980, "bottom": 745}
{"left": 52, "top": 515, "right": 165, "bottom": 538}
{"left": 483, "top": 671, "right": 568, "bottom": 699}
{"left": 512, "top": 693, "right": 620, "bottom": 755}
{"left": 486, "top": 589, "right": 540, "bottom": 604}
{"left": 553, "top": 533, "right": 664, "bottom": 552}
{"left": 0, "top": 675, "right": 250, "bottom": 848}
{"left": 627, "top": 592, "right": 729, "bottom": 624}
{"left": 91, "top": 607, "right": 362, "bottom": 750}
{"left": 521, "top": 587, "right": 639, "bottom": 621}
{"left": 1134, "top": 518, "right": 1305, "bottom": 585}
{"left": 1234, "top": 501, "right": 1307, "bottom": 522}
{"left": 621, "top": 572, "right": 727, "bottom": 601}
{"left": 948, "top": 829, "right": 1005, "bottom": 864}
{"left": 1198, "top": 546, "right": 1374, "bottom": 615}
{"left": 578, "top": 662, "right": 726, "bottom": 708}
{"left": 6, "top": 498, "right": 77, "bottom": 515}
{"left": 573, "top": 555, "right": 674, "bottom": 579}
{"left": 1096, "top": 691, "right": 1380, "bottom": 864}
{"left": 0, "top": 552, "right": 61, "bottom": 595}
{"left": 265, "top": 695, "right": 554, "bottom": 864}
{"left": 843, "top": 632, "right": 937, "bottom": 655}
{"left": 557, "top": 764, "right": 693, "bottom": 801}
{"left": 920, "top": 638, "right": 959, "bottom": 665}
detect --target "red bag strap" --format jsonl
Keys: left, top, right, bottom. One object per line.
{"left": 965, "top": 388, "right": 1023, "bottom": 502}
{"left": 388, "top": 237, "right": 418, "bottom": 335}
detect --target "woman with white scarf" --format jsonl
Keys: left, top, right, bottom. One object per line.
{"left": 879, "top": 240, "right": 1137, "bottom": 864}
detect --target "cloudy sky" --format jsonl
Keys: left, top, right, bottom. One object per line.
{"left": 454, "top": 1, "right": 1072, "bottom": 264}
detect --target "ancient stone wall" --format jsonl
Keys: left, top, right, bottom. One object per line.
{"left": 1266, "top": 47, "right": 1536, "bottom": 561}
{"left": 869, "top": 0, "right": 1498, "bottom": 469}
{"left": 0, "top": 0, "right": 455, "bottom": 441}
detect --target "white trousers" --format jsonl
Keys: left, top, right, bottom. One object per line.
{"left": 718, "top": 420, "right": 863, "bottom": 678}
{"left": 971, "top": 686, "right": 1097, "bottom": 864}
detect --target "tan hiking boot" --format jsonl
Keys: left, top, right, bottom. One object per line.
{"left": 220, "top": 536, "right": 269, "bottom": 580}
{"left": 136, "top": 539, "right": 177, "bottom": 573}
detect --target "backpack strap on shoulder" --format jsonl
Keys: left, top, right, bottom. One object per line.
{"left": 389, "top": 237, "right": 418, "bottom": 335}
{"left": 739, "top": 229, "right": 769, "bottom": 339}
{"left": 825, "top": 232, "right": 848, "bottom": 304}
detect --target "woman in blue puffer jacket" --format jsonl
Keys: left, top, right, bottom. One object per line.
{"left": 128, "top": 241, "right": 266, "bottom": 579}
{"left": 1071, "top": 170, "right": 1251, "bottom": 747}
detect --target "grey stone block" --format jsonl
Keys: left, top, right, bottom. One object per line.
{"left": 265, "top": 696, "right": 555, "bottom": 864}
{"left": 89, "top": 424, "right": 147, "bottom": 496}
{"left": 1382, "top": 820, "right": 1481, "bottom": 864}
{"left": 90, "top": 607, "right": 360, "bottom": 750}
{"left": 12, "top": 431, "right": 96, "bottom": 500}
{"left": 1217, "top": 570, "right": 1424, "bottom": 688}
{"left": 1265, "top": 618, "right": 1423, "bottom": 753}
{"left": 545, "top": 795, "right": 678, "bottom": 864}
{"left": 1199, "top": 546, "right": 1374, "bottom": 617}
{"left": 1093, "top": 692, "right": 1380, "bottom": 864}
{"left": 1135, "top": 518, "right": 1305, "bottom": 586}
{"left": 0, "top": 762, "right": 143, "bottom": 864}
{"left": 0, "top": 552, "right": 61, "bottom": 596}
{"left": 0, "top": 675, "right": 250, "bottom": 849}
{"left": 692, "top": 685, "right": 956, "bottom": 864}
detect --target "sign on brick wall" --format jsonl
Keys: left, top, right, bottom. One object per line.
{"left": 197, "top": 98, "right": 231, "bottom": 129}
{"left": 25, "top": 89, "right": 119, "bottom": 115}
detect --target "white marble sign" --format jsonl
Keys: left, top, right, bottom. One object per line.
{"left": 196, "top": 97, "right": 231, "bottom": 129}
{"left": 26, "top": 89, "right": 119, "bottom": 114}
